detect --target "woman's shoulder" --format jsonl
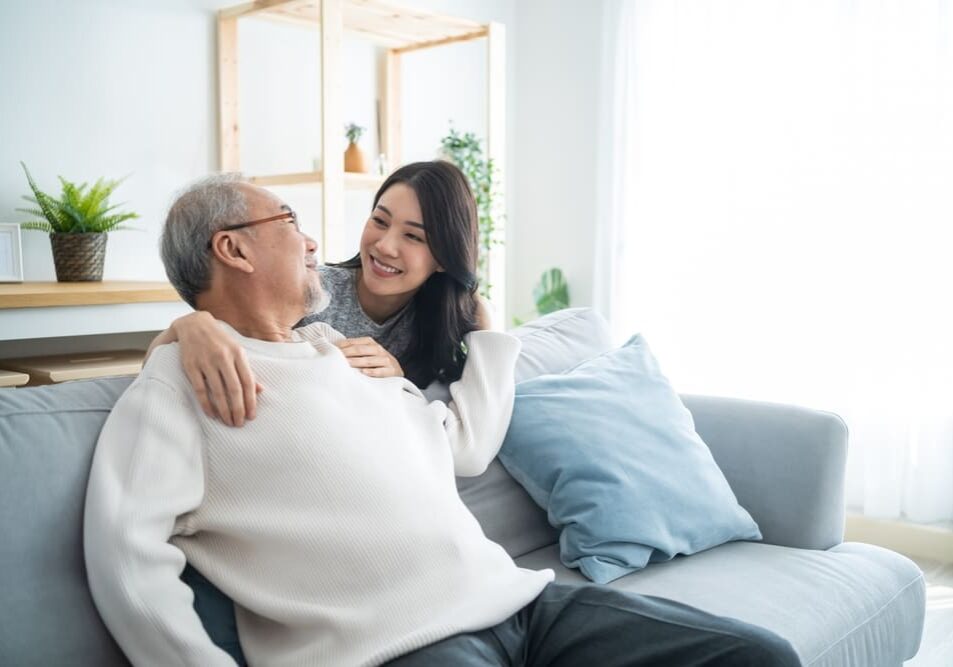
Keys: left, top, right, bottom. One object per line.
{"left": 318, "top": 263, "right": 356, "bottom": 290}
{"left": 296, "top": 264, "right": 359, "bottom": 329}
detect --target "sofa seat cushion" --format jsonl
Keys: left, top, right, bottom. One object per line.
{"left": 514, "top": 541, "right": 925, "bottom": 667}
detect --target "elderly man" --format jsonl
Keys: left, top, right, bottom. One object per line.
{"left": 84, "top": 175, "right": 799, "bottom": 666}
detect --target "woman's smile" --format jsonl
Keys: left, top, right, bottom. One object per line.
{"left": 369, "top": 255, "right": 403, "bottom": 277}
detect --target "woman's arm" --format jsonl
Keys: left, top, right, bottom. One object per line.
{"left": 335, "top": 297, "right": 492, "bottom": 382}
{"left": 432, "top": 330, "right": 521, "bottom": 476}
{"left": 147, "top": 312, "right": 261, "bottom": 427}
{"left": 475, "top": 296, "right": 494, "bottom": 331}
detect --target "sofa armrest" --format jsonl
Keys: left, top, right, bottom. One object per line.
{"left": 681, "top": 394, "right": 848, "bottom": 550}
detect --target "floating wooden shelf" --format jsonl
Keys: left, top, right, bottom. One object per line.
{"left": 0, "top": 281, "right": 182, "bottom": 310}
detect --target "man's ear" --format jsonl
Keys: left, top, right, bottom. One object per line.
{"left": 210, "top": 232, "right": 255, "bottom": 274}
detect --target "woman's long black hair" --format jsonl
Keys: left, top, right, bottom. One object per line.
{"left": 332, "top": 160, "right": 481, "bottom": 388}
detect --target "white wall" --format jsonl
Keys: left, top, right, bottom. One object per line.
{"left": 0, "top": 0, "right": 603, "bottom": 325}
{"left": 0, "top": 0, "right": 224, "bottom": 283}
{"left": 510, "top": 0, "right": 604, "bottom": 322}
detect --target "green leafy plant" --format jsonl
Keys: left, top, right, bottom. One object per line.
{"left": 345, "top": 123, "right": 365, "bottom": 145}
{"left": 439, "top": 126, "right": 502, "bottom": 299}
{"left": 17, "top": 162, "right": 139, "bottom": 234}
{"left": 533, "top": 267, "right": 570, "bottom": 315}
{"left": 513, "top": 267, "right": 570, "bottom": 326}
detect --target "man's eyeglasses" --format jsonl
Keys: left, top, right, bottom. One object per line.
{"left": 207, "top": 211, "right": 299, "bottom": 250}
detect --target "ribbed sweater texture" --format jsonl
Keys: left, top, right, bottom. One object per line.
{"left": 84, "top": 322, "right": 553, "bottom": 666}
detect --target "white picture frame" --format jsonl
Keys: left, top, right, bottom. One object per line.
{"left": 0, "top": 223, "right": 25, "bottom": 283}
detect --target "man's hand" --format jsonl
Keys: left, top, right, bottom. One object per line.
{"left": 173, "top": 312, "right": 262, "bottom": 426}
{"left": 336, "top": 337, "right": 404, "bottom": 378}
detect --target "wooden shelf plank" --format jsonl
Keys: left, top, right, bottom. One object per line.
{"left": 248, "top": 170, "right": 384, "bottom": 190}
{"left": 0, "top": 281, "right": 182, "bottom": 309}
{"left": 220, "top": 0, "right": 314, "bottom": 20}
{"left": 345, "top": 172, "right": 385, "bottom": 190}
{"left": 1, "top": 350, "right": 144, "bottom": 384}
{"left": 391, "top": 28, "right": 488, "bottom": 54}
{"left": 0, "top": 369, "right": 29, "bottom": 388}
{"left": 249, "top": 171, "right": 325, "bottom": 186}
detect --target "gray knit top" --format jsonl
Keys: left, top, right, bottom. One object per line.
{"left": 295, "top": 265, "right": 415, "bottom": 362}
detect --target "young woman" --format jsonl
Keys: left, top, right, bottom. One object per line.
{"left": 150, "top": 160, "right": 491, "bottom": 426}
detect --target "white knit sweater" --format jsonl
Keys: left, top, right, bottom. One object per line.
{"left": 84, "top": 322, "right": 553, "bottom": 667}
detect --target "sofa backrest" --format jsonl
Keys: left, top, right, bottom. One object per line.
{"left": 0, "top": 307, "right": 614, "bottom": 666}
{"left": 0, "top": 376, "right": 133, "bottom": 666}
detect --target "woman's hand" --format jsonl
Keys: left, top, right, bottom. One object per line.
{"left": 170, "top": 311, "right": 262, "bottom": 427}
{"left": 336, "top": 337, "right": 404, "bottom": 378}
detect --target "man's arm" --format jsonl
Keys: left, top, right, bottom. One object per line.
{"left": 431, "top": 330, "right": 521, "bottom": 477}
{"left": 84, "top": 374, "right": 235, "bottom": 666}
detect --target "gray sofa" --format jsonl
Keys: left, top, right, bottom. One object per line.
{"left": 0, "top": 308, "right": 925, "bottom": 665}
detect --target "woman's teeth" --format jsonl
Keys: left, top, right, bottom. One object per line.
{"left": 373, "top": 257, "right": 401, "bottom": 274}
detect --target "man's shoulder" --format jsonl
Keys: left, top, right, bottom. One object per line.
{"left": 100, "top": 344, "right": 200, "bottom": 435}
{"left": 138, "top": 343, "right": 193, "bottom": 393}
{"left": 296, "top": 321, "right": 346, "bottom": 347}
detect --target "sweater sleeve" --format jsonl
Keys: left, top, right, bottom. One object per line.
{"left": 83, "top": 374, "right": 235, "bottom": 667}
{"left": 434, "top": 330, "right": 521, "bottom": 477}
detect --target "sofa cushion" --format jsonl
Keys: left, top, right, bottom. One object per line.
{"left": 511, "top": 307, "right": 615, "bottom": 382}
{"left": 456, "top": 308, "right": 614, "bottom": 559}
{"left": 499, "top": 334, "right": 762, "bottom": 584}
{"left": 0, "top": 377, "right": 133, "bottom": 667}
{"left": 514, "top": 540, "right": 926, "bottom": 666}
{"left": 423, "top": 307, "right": 616, "bottom": 405}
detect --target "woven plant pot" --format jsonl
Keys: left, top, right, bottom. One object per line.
{"left": 50, "top": 232, "right": 108, "bottom": 282}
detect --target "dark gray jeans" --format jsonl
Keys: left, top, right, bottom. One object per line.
{"left": 385, "top": 584, "right": 800, "bottom": 667}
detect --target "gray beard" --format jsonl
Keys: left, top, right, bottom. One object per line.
{"left": 305, "top": 281, "right": 331, "bottom": 315}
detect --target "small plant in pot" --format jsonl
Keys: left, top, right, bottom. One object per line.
{"left": 344, "top": 122, "right": 368, "bottom": 173}
{"left": 16, "top": 162, "right": 139, "bottom": 282}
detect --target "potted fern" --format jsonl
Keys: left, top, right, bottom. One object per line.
{"left": 16, "top": 162, "right": 139, "bottom": 282}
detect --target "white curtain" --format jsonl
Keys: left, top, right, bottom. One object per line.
{"left": 596, "top": 0, "right": 953, "bottom": 524}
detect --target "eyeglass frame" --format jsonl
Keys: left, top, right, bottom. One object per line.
{"left": 206, "top": 210, "right": 299, "bottom": 250}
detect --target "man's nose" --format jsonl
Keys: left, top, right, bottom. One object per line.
{"left": 304, "top": 234, "right": 318, "bottom": 254}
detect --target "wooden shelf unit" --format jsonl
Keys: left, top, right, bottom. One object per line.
{"left": 217, "top": 0, "right": 506, "bottom": 295}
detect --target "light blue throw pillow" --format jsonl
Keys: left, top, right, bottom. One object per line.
{"left": 498, "top": 334, "right": 762, "bottom": 584}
